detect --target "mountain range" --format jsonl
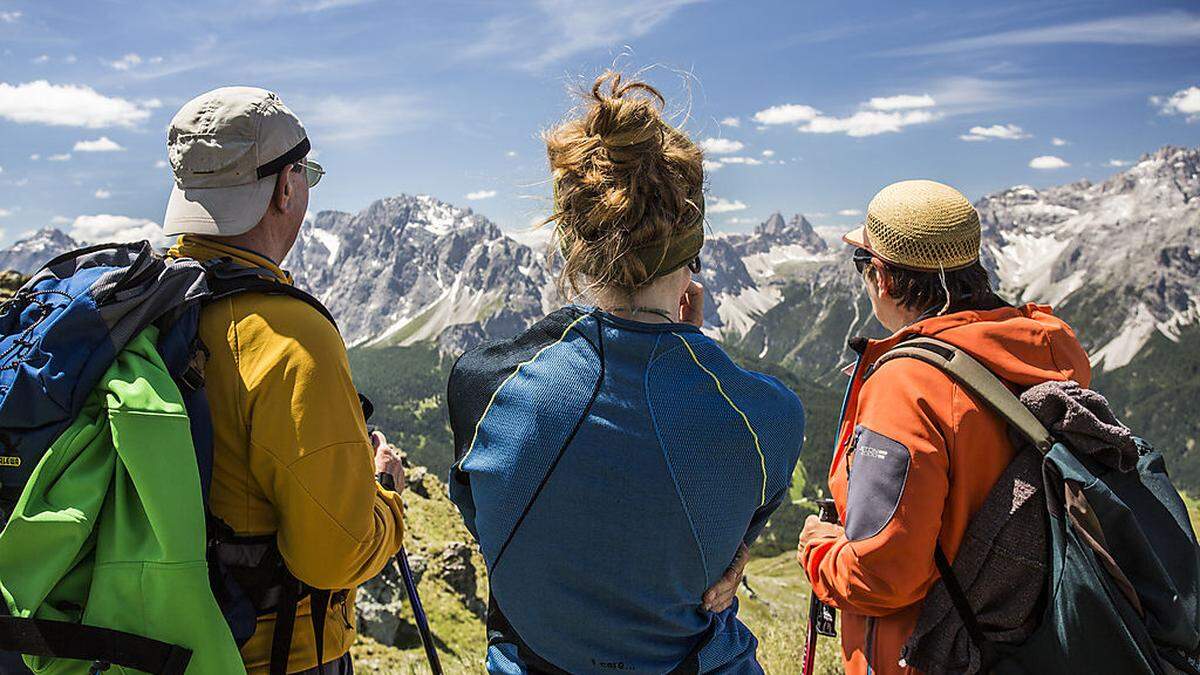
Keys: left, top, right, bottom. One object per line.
{"left": 2, "top": 144, "right": 1197, "bottom": 491}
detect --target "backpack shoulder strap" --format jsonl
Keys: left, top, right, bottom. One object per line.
{"left": 199, "top": 257, "right": 338, "bottom": 330}
{"left": 873, "top": 336, "right": 1054, "bottom": 453}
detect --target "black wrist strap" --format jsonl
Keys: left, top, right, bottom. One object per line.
{"left": 377, "top": 472, "right": 396, "bottom": 492}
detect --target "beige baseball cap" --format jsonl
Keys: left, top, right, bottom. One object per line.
{"left": 163, "top": 86, "right": 309, "bottom": 237}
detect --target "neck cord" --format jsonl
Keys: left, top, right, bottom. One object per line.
{"left": 606, "top": 306, "right": 676, "bottom": 323}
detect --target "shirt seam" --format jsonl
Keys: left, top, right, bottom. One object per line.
{"left": 249, "top": 438, "right": 377, "bottom": 542}
{"left": 645, "top": 333, "right": 712, "bottom": 588}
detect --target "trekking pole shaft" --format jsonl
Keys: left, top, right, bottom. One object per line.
{"left": 801, "top": 603, "right": 819, "bottom": 675}
{"left": 396, "top": 547, "right": 444, "bottom": 675}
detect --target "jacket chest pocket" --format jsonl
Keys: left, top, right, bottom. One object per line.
{"left": 844, "top": 425, "right": 911, "bottom": 542}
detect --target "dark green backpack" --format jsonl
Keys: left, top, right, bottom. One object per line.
{"left": 882, "top": 337, "right": 1200, "bottom": 675}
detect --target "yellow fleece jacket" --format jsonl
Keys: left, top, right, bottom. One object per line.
{"left": 168, "top": 235, "right": 405, "bottom": 674}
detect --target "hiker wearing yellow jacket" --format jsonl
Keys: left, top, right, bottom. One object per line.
{"left": 163, "top": 88, "right": 406, "bottom": 674}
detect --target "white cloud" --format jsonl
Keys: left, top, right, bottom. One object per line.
{"left": 155, "top": 159, "right": 168, "bottom": 169}
{"left": 1105, "top": 159, "right": 1132, "bottom": 167}
{"left": 29, "top": 154, "right": 39, "bottom": 161}
{"left": 32, "top": 54, "right": 50, "bottom": 65}
{"left": 701, "top": 159, "right": 723, "bottom": 172}
{"left": 959, "top": 123, "right": 1030, "bottom": 141}
{"left": 141, "top": 98, "right": 163, "bottom": 109}
{"left": 48, "top": 153, "right": 71, "bottom": 161}
{"left": 837, "top": 209, "right": 863, "bottom": 216}
{"left": 800, "top": 109, "right": 939, "bottom": 137}
{"left": 753, "top": 103, "right": 821, "bottom": 125}
{"left": 465, "top": 189, "right": 497, "bottom": 200}
{"left": 73, "top": 136, "right": 125, "bottom": 152}
{"left": 465, "top": 0, "right": 702, "bottom": 70}
{"left": 761, "top": 149, "right": 775, "bottom": 157}
{"left": 109, "top": 53, "right": 143, "bottom": 71}
{"left": 70, "top": 214, "right": 164, "bottom": 245}
{"left": 94, "top": 189, "right": 111, "bottom": 199}
{"left": 64, "top": 54, "right": 77, "bottom": 64}
{"left": 719, "top": 156, "right": 762, "bottom": 166}
{"left": 699, "top": 137, "right": 744, "bottom": 154}
{"left": 719, "top": 116, "right": 740, "bottom": 127}
{"left": 892, "top": 11, "right": 1200, "bottom": 55}
{"left": 1152, "top": 85, "right": 1200, "bottom": 121}
{"left": 1029, "top": 155, "right": 1070, "bottom": 170}
{"left": 867, "top": 94, "right": 936, "bottom": 110}
{"left": 1051, "top": 137, "right": 1069, "bottom": 146}
{"left": 0, "top": 208, "right": 11, "bottom": 218}
{"left": 505, "top": 150, "right": 518, "bottom": 157}
{"left": 0, "top": 81, "right": 153, "bottom": 128}
{"left": 50, "top": 215, "right": 71, "bottom": 225}
{"left": 707, "top": 197, "right": 747, "bottom": 213}
{"left": 0, "top": 11, "right": 21, "bottom": 22}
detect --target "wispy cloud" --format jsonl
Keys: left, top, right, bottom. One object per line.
{"left": 719, "top": 116, "right": 740, "bottom": 127}
{"left": 1105, "top": 159, "right": 1131, "bottom": 167}
{"left": 761, "top": 149, "right": 775, "bottom": 157}
{"left": 0, "top": 11, "right": 21, "bottom": 22}
{"left": 465, "top": 189, "right": 497, "bottom": 200}
{"left": 295, "top": 92, "right": 429, "bottom": 142}
{"left": 109, "top": 53, "right": 143, "bottom": 71}
{"left": 1151, "top": 84, "right": 1200, "bottom": 121}
{"left": 837, "top": 209, "right": 863, "bottom": 216}
{"left": 1029, "top": 155, "right": 1069, "bottom": 169}
{"left": 699, "top": 137, "right": 743, "bottom": 154}
{"left": 74, "top": 136, "right": 125, "bottom": 152}
{"left": 0, "top": 81, "right": 154, "bottom": 128}
{"left": 1051, "top": 137, "right": 1069, "bottom": 146}
{"left": 48, "top": 153, "right": 71, "bottom": 161}
{"left": 464, "top": 0, "right": 702, "bottom": 70}
{"left": 888, "top": 11, "right": 1200, "bottom": 56}
{"left": 702, "top": 159, "right": 723, "bottom": 172}
{"left": 94, "top": 189, "right": 111, "bottom": 199}
{"left": 959, "top": 123, "right": 1030, "bottom": 141}
{"left": 707, "top": 197, "right": 747, "bottom": 213}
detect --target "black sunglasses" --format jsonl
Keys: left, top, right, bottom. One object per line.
{"left": 688, "top": 255, "right": 701, "bottom": 274}
{"left": 852, "top": 247, "right": 875, "bottom": 274}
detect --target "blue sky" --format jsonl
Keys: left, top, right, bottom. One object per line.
{"left": 0, "top": 0, "right": 1197, "bottom": 245}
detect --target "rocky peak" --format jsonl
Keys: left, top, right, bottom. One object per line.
{"left": 0, "top": 228, "right": 80, "bottom": 274}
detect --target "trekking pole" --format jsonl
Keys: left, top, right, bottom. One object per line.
{"left": 801, "top": 499, "right": 840, "bottom": 675}
{"left": 396, "top": 547, "right": 444, "bottom": 675}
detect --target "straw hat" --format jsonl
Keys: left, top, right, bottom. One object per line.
{"left": 843, "top": 179, "right": 981, "bottom": 271}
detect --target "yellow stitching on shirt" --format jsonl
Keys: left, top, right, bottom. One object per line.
{"left": 460, "top": 313, "right": 591, "bottom": 465}
{"left": 673, "top": 333, "right": 768, "bottom": 507}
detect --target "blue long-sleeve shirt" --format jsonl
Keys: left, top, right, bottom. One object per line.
{"left": 447, "top": 306, "right": 804, "bottom": 674}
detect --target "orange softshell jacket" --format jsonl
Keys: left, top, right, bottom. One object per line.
{"left": 801, "top": 304, "right": 1091, "bottom": 675}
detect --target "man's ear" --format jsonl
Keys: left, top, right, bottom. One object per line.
{"left": 271, "top": 165, "right": 294, "bottom": 213}
{"left": 871, "top": 260, "right": 892, "bottom": 296}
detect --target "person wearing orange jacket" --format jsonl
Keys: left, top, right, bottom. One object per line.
{"left": 796, "top": 180, "right": 1091, "bottom": 675}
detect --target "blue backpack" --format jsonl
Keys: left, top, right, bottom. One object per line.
{"left": 0, "top": 241, "right": 344, "bottom": 675}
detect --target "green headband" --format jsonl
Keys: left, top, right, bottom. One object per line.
{"left": 554, "top": 192, "right": 705, "bottom": 286}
